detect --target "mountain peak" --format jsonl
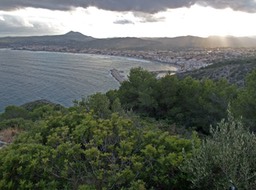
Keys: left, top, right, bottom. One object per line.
{"left": 65, "top": 31, "right": 84, "bottom": 37}
{"left": 63, "top": 31, "right": 94, "bottom": 41}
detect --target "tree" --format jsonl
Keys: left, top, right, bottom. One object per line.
{"left": 1, "top": 106, "right": 29, "bottom": 120}
{"left": 118, "top": 67, "right": 158, "bottom": 116}
{"left": 155, "top": 76, "right": 236, "bottom": 133}
{"left": 75, "top": 93, "right": 112, "bottom": 119}
{"left": 232, "top": 69, "right": 256, "bottom": 130}
{"left": 155, "top": 75, "right": 179, "bottom": 119}
{"left": 183, "top": 111, "right": 256, "bottom": 189}
{"left": 111, "top": 98, "right": 124, "bottom": 114}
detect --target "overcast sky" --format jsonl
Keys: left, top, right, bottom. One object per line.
{"left": 0, "top": 0, "right": 256, "bottom": 38}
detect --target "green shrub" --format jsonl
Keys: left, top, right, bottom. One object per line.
{"left": 183, "top": 111, "right": 256, "bottom": 189}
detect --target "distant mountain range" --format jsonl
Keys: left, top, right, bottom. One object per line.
{"left": 1, "top": 31, "right": 256, "bottom": 49}
{"left": 0, "top": 31, "right": 94, "bottom": 48}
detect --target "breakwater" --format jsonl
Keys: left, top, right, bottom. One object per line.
{"left": 110, "top": 69, "right": 125, "bottom": 83}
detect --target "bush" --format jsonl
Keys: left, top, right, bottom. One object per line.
{"left": 0, "top": 110, "right": 196, "bottom": 189}
{"left": 183, "top": 111, "right": 256, "bottom": 189}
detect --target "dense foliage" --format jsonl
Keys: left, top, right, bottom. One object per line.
{"left": 183, "top": 112, "right": 256, "bottom": 189}
{"left": 0, "top": 109, "right": 196, "bottom": 189}
{"left": 118, "top": 67, "right": 237, "bottom": 134}
{"left": 1, "top": 65, "right": 256, "bottom": 189}
{"left": 232, "top": 69, "right": 256, "bottom": 131}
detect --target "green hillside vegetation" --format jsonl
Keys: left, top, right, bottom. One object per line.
{"left": 1, "top": 66, "right": 256, "bottom": 189}
{"left": 178, "top": 56, "right": 256, "bottom": 87}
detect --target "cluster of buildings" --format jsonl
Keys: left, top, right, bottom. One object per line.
{"left": 79, "top": 47, "right": 256, "bottom": 72}
{"left": 15, "top": 45, "right": 256, "bottom": 72}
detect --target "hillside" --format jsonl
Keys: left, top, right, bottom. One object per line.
{"left": 178, "top": 57, "right": 256, "bottom": 87}
{"left": 0, "top": 31, "right": 94, "bottom": 48}
{"left": 1, "top": 67, "right": 256, "bottom": 189}
{"left": 148, "top": 36, "right": 256, "bottom": 49}
{"left": 1, "top": 32, "right": 256, "bottom": 50}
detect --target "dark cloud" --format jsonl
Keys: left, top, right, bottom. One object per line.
{"left": 0, "top": 0, "right": 195, "bottom": 12}
{"left": 0, "top": 0, "right": 256, "bottom": 13}
{"left": 113, "top": 19, "right": 134, "bottom": 25}
{"left": 197, "top": 0, "right": 256, "bottom": 12}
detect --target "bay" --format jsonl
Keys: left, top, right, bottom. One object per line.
{"left": 0, "top": 49, "right": 177, "bottom": 112}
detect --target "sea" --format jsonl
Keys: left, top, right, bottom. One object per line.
{"left": 0, "top": 49, "right": 177, "bottom": 112}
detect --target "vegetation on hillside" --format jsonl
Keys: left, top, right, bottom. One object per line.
{"left": 1, "top": 63, "right": 256, "bottom": 189}
{"left": 178, "top": 56, "right": 256, "bottom": 87}
{"left": 118, "top": 67, "right": 237, "bottom": 134}
{"left": 183, "top": 111, "right": 256, "bottom": 189}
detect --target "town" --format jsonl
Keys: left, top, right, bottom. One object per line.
{"left": 14, "top": 46, "right": 256, "bottom": 72}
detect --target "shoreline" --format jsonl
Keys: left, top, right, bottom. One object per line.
{"left": 0, "top": 49, "right": 177, "bottom": 112}
{"left": 5, "top": 47, "right": 180, "bottom": 76}
{"left": 2, "top": 46, "right": 256, "bottom": 73}
{"left": 5, "top": 47, "right": 180, "bottom": 71}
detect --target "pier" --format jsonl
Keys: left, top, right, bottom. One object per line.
{"left": 110, "top": 69, "right": 125, "bottom": 83}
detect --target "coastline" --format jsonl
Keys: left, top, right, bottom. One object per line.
{"left": 5, "top": 47, "right": 179, "bottom": 78}
{"left": 1, "top": 49, "right": 176, "bottom": 112}
{"left": 2, "top": 45, "right": 256, "bottom": 74}
{"left": 7, "top": 47, "right": 180, "bottom": 71}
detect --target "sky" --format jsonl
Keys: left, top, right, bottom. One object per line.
{"left": 0, "top": 0, "right": 256, "bottom": 38}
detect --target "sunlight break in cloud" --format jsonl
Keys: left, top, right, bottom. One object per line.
{"left": 0, "top": 5, "right": 256, "bottom": 38}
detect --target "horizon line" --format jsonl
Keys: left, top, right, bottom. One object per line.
{"left": 0, "top": 31, "right": 256, "bottom": 39}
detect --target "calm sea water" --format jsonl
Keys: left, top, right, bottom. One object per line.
{"left": 0, "top": 49, "right": 177, "bottom": 112}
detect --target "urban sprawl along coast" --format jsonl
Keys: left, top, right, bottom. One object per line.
{"left": 14, "top": 46, "right": 256, "bottom": 72}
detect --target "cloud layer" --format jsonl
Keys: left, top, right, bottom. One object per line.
{"left": 0, "top": 0, "right": 256, "bottom": 13}
{"left": 0, "top": 13, "right": 62, "bottom": 36}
